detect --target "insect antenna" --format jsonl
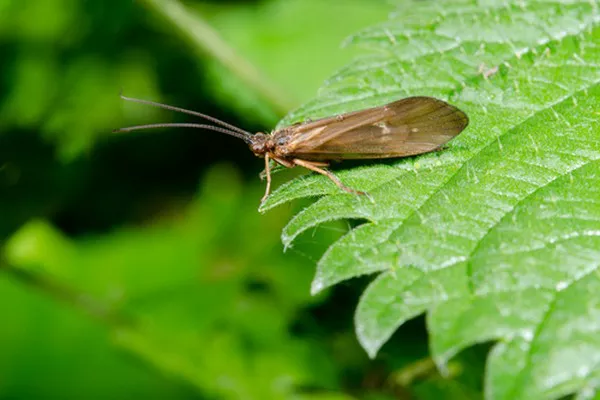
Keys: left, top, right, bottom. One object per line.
{"left": 113, "top": 122, "right": 253, "bottom": 143}
{"left": 117, "top": 94, "right": 253, "bottom": 140}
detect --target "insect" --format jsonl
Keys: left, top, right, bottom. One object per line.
{"left": 116, "top": 95, "right": 468, "bottom": 203}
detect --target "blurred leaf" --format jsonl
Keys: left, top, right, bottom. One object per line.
{"left": 0, "top": 0, "right": 81, "bottom": 43}
{"left": 0, "top": 0, "right": 160, "bottom": 160}
{"left": 4, "top": 164, "right": 345, "bottom": 399}
{"left": 262, "top": 1, "right": 600, "bottom": 399}
{"left": 0, "top": 52, "right": 60, "bottom": 127}
{"left": 1, "top": 49, "right": 161, "bottom": 160}
{"left": 198, "top": 0, "right": 391, "bottom": 124}
{"left": 0, "top": 274, "right": 193, "bottom": 400}
{"left": 291, "top": 394, "right": 358, "bottom": 400}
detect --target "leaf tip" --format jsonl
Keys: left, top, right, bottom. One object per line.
{"left": 257, "top": 198, "right": 274, "bottom": 213}
{"left": 281, "top": 226, "right": 301, "bottom": 249}
{"left": 363, "top": 343, "right": 380, "bottom": 359}
{"left": 281, "top": 236, "right": 293, "bottom": 252}
{"left": 310, "top": 278, "right": 325, "bottom": 295}
{"left": 356, "top": 327, "right": 384, "bottom": 359}
{"left": 432, "top": 355, "right": 451, "bottom": 377}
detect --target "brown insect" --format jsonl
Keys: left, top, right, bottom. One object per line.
{"left": 116, "top": 95, "right": 468, "bottom": 203}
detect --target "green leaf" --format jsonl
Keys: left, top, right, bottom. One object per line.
{"left": 262, "top": 1, "right": 600, "bottom": 398}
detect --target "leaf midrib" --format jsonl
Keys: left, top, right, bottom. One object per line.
{"left": 324, "top": 26, "right": 600, "bottom": 279}
{"left": 359, "top": 118, "right": 600, "bottom": 363}
{"left": 464, "top": 144, "right": 600, "bottom": 293}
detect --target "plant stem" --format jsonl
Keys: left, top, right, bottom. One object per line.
{"left": 139, "top": 0, "right": 293, "bottom": 116}
{"left": 390, "top": 357, "right": 462, "bottom": 387}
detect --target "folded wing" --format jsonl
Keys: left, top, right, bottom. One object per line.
{"left": 287, "top": 97, "right": 468, "bottom": 161}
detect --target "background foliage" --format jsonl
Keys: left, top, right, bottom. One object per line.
{"left": 2, "top": 0, "right": 599, "bottom": 399}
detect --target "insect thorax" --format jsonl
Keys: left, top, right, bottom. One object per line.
{"left": 249, "top": 131, "right": 292, "bottom": 158}
{"left": 270, "top": 130, "right": 292, "bottom": 158}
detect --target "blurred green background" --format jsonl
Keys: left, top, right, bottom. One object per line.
{"left": 0, "top": 0, "right": 485, "bottom": 399}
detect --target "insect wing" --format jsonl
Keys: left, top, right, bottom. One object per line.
{"left": 282, "top": 105, "right": 396, "bottom": 148}
{"left": 286, "top": 97, "right": 468, "bottom": 160}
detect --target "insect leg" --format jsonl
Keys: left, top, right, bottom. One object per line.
{"left": 272, "top": 157, "right": 295, "bottom": 168}
{"left": 260, "top": 157, "right": 297, "bottom": 202}
{"left": 259, "top": 159, "right": 279, "bottom": 180}
{"left": 261, "top": 154, "right": 272, "bottom": 203}
{"left": 292, "top": 159, "right": 366, "bottom": 196}
{"left": 302, "top": 160, "right": 329, "bottom": 167}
